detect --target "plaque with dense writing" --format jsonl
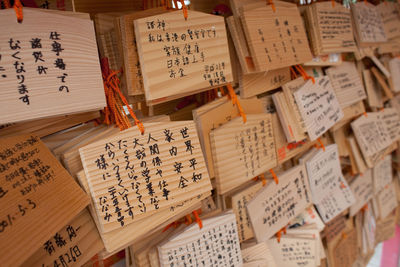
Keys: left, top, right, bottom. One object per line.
{"left": 247, "top": 164, "right": 311, "bottom": 242}
{"left": 304, "top": 144, "right": 355, "bottom": 222}
{"left": 351, "top": 112, "right": 392, "bottom": 158}
{"left": 349, "top": 170, "right": 373, "bottom": 216}
{"left": 351, "top": 2, "right": 387, "bottom": 46}
{"left": 210, "top": 114, "right": 277, "bottom": 194}
{"left": 293, "top": 76, "right": 344, "bottom": 141}
{"left": 325, "top": 62, "right": 367, "bottom": 108}
{"left": 373, "top": 155, "right": 392, "bottom": 194}
{"left": 157, "top": 211, "right": 243, "bottom": 267}
{"left": 79, "top": 121, "right": 212, "bottom": 233}
{"left": 134, "top": 10, "right": 233, "bottom": 105}
{"left": 0, "top": 8, "right": 106, "bottom": 124}
{"left": 305, "top": 2, "right": 356, "bottom": 55}
{"left": 0, "top": 135, "right": 89, "bottom": 266}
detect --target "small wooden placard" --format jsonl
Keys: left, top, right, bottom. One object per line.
{"left": 240, "top": 2, "right": 312, "bottom": 72}
{"left": 211, "top": 114, "right": 277, "bottom": 194}
{"left": 134, "top": 10, "right": 233, "bottom": 105}
{"left": 79, "top": 121, "right": 212, "bottom": 233}
{"left": 0, "top": 135, "right": 89, "bottom": 266}
{"left": 0, "top": 8, "right": 106, "bottom": 124}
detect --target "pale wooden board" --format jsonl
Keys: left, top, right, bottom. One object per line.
{"left": 304, "top": 144, "right": 355, "bottom": 223}
{"left": 79, "top": 121, "right": 212, "bottom": 232}
{"left": 267, "top": 235, "right": 319, "bottom": 267}
{"left": 332, "top": 127, "right": 350, "bottom": 157}
{"left": 351, "top": 112, "right": 392, "bottom": 158}
{"left": 325, "top": 61, "right": 367, "bottom": 108}
{"left": 362, "top": 69, "right": 383, "bottom": 108}
{"left": 76, "top": 170, "right": 206, "bottom": 253}
{"left": 247, "top": 164, "right": 311, "bottom": 242}
{"left": 239, "top": 2, "right": 312, "bottom": 72}
{"left": 192, "top": 97, "right": 264, "bottom": 178}
{"left": 21, "top": 209, "right": 104, "bottom": 267}
{"left": 226, "top": 16, "right": 254, "bottom": 74}
{"left": 347, "top": 136, "right": 368, "bottom": 175}
{"left": 260, "top": 95, "right": 316, "bottom": 165}
{"left": 226, "top": 181, "right": 263, "bottom": 242}
{"left": 377, "top": 182, "right": 398, "bottom": 219}
{"left": 293, "top": 76, "right": 344, "bottom": 141}
{"left": 239, "top": 68, "right": 291, "bottom": 99}
{"left": 157, "top": 211, "right": 243, "bottom": 267}
{"left": 332, "top": 228, "right": 358, "bottom": 267}
{"left": 381, "top": 107, "right": 400, "bottom": 143}
{"left": 349, "top": 170, "right": 373, "bottom": 216}
{"left": 389, "top": 58, "right": 400, "bottom": 93}
{"left": 0, "top": 135, "right": 89, "bottom": 266}
{"left": 0, "top": 111, "right": 99, "bottom": 138}
{"left": 41, "top": 123, "right": 94, "bottom": 151}
{"left": 330, "top": 101, "right": 365, "bottom": 132}
{"left": 375, "top": 208, "right": 397, "bottom": 244}
{"left": 351, "top": 2, "right": 387, "bottom": 46}
{"left": 134, "top": 10, "right": 233, "bottom": 105}
{"left": 272, "top": 91, "right": 307, "bottom": 143}
{"left": 62, "top": 127, "right": 120, "bottom": 176}
{"left": 377, "top": 2, "right": 400, "bottom": 40}
{"left": 210, "top": 114, "right": 277, "bottom": 194}
{"left": 373, "top": 154, "right": 392, "bottom": 194}
{"left": 282, "top": 78, "right": 307, "bottom": 134}
{"left": 371, "top": 67, "right": 394, "bottom": 99}
{"left": 0, "top": 8, "right": 106, "bottom": 124}
{"left": 117, "top": 8, "right": 169, "bottom": 96}
{"left": 306, "top": 2, "right": 356, "bottom": 55}
{"left": 241, "top": 242, "right": 277, "bottom": 267}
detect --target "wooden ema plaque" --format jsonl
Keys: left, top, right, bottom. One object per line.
{"left": 0, "top": 8, "right": 106, "bottom": 124}
{"left": 239, "top": 2, "right": 312, "bottom": 72}
{"left": 293, "top": 76, "right": 344, "bottom": 141}
{"left": 305, "top": 2, "right": 356, "bottom": 56}
{"left": 21, "top": 209, "right": 104, "bottom": 267}
{"left": 325, "top": 62, "right": 367, "bottom": 109}
{"left": 79, "top": 121, "right": 212, "bottom": 233}
{"left": 134, "top": 10, "right": 233, "bottom": 105}
{"left": 0, "top": 135, "right": 89, "bottom": 266}
{"left": 351, "top": 2, "right": 387, "bottom": 46}
{"left": 247, "top": 164, "right": 311, "bottom": 242}
{"left": 157, "top": 211, "right": 243, "bottom": 267}
{"left": 210, "top": 114, "right": 277, "bottom": 194}
{"left": 117, "top": 8, "right": 169, "bottom": 96}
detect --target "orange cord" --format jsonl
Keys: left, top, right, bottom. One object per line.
{"left": 276, "top": 226, "right": 286, "bottom": 243}
{"left": 331, "top": 0, "right": 335, "bottom": 7}
{"left": 294, "top": 65, "right": 315, "bottom": 84}
{"left": 185, "top": 214, "right": 193, "bottom": 225}
{"left": 252, "top": 174, "right": 267, "bottom": 186}
{"left": 226, "top": 83, "right": 247, "bottom": 123}
{"left": 317, "top": 138, "right": 325, "bottom": 152}
{"left": 13, "top": 0, "right": 22, "bottom": 23}
{"left": 290, "top": 66, "right": 297, "bottom": 79}
{"left": 269, "top": 169, "right": 279, "bottom": 184}
{"left": 267, "top": 0, "right": 276, "bottom": 12}
{"left": 2, "top": 0, "right": 22, "bottom": 22}
{"left": 364, "top": 0, "right": 367, "bottom": 5}
{"left": 101, "top": 58, "right": 144, "bottom": 134}
{"left": 180, "top": 0, "right": 188, "bottom": 20}
{"left": 193, "top": 209, "right": 203, "bottom": 229}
